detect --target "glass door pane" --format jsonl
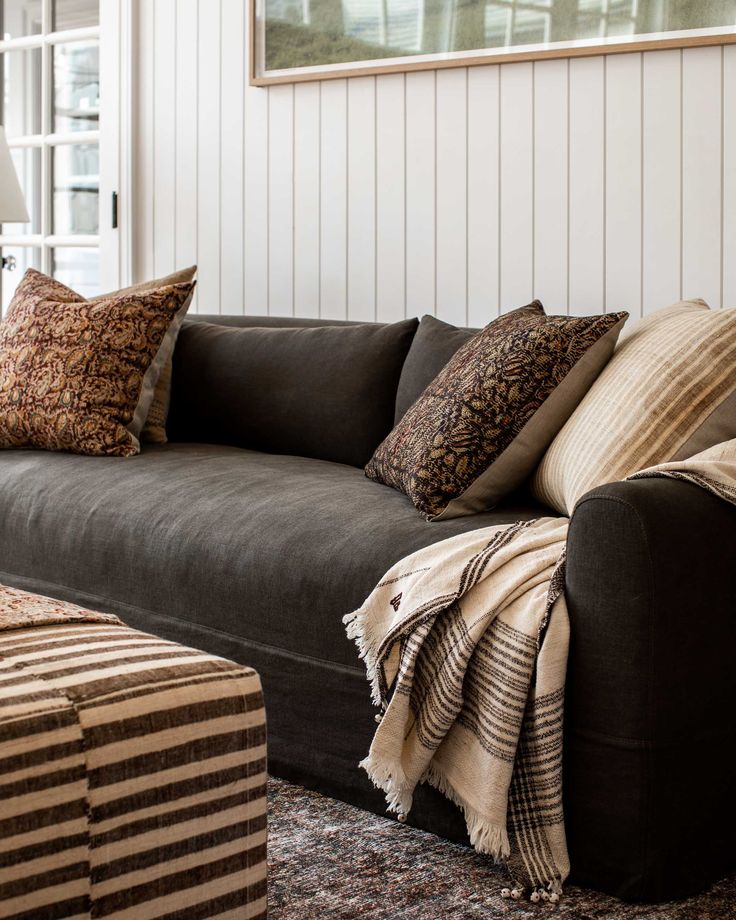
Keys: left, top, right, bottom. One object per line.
{"left": 54, "top": 40, "right": 100, "bottom": 133}
{"left": 52, "top": 142, "right": 99, "bottom": 235}
{"left": 1, "top": 247, "right": 41, "bottom": 313}
{"left": 2, "top": 147, "right": 41, "bottom": 235}
{"left": 52, "top": 0, "right": 99, "bottom": 31}
{"left": 0, "top": 0, "right": 115, "bottom": 306}
{"left": 1, "top": 0, "right": 42, "bottom": 40}
{"left": 3, "top": 48, "right": 42, "bottom": 137}
{"left": 52, "top": 246, "right": 98, "bottom": 297}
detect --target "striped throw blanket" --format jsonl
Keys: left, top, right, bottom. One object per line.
{"left": 0, "top": 586, "right": 267, "bottom": 920}
{"left": 345, "top": 440, "right": 736, "bottom": 903}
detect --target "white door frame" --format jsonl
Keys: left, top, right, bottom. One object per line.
{"left": 99, "top": 0, "right": 133, "bottom": 290}
{"left": 0, "top": 0, "right": 133, "bottom": 293}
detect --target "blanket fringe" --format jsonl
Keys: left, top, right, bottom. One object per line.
{"left": 359, "top": 752, "right": 414, "bottom": 818}
{"left": 343, "top": 607, "right": 384, "bottom": 707}
{"left": 423, "top": 762, "right": 511, "bottom": 860}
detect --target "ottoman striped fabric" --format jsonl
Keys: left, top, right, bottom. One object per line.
{"left": 0, "top": 585, "right": 267, "bottom": 920}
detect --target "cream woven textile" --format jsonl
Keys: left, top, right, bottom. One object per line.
{"left": 0, "top": 585, "right": 267, "bottom": 919}
{"left": 346, "top": 440, "right": 736, "bottom": 902}
{"left": 533, "top": 301, "right": 736, "bottom": 515}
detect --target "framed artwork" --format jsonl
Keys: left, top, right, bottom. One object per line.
{"left": 251, "top": 0, "right": 736, "bottom": 85}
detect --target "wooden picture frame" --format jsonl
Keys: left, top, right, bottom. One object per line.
{"left": 250, "top": 0, "right": 736, "bottom": 87}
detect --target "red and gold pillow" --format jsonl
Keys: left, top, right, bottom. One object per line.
{"left": 0, "top": 268, "right": 195, "bottom": 457}
{"left": 365, "top": 302, "right": 628, "bottom": 520}
{"left": 90, "top": 265, "right": 197, "bottom": 443}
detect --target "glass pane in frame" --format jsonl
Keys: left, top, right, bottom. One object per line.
{"left": 1, "top": 246, "right": 41, "bottom": 315}
{"left": 54, "top": 41, "right": 100, "bottom": 133}
{"left": 3, "top": 48, "right": 42, "bottom": 138}
{"left": 52, "top": 246, "right": 99, "bottom": 298}
{"left": 257, "top": 0, "right": 736, "bottom": 78}
{"left": 52, "top": 143, "right": 99, "bottom": 235}
{"left": 53, "top": 0, "right": 99, "bottom": 32}
{"left": 1, "top": 146, "right": 41, "bottom": 236}
{"left": 1, "top": 0, "right": 42, "bottom": 40}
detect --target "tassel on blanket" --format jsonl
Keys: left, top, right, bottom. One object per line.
{"left": 343, "top": 518, "right": 572, "bottom": 903}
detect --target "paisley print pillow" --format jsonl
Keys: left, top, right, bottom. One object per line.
{"left": 365, "top": 302, "right": 628, "bottom": 520}
{"left": 90, "top": 265, "right": 197, "bottom": 444}
{"left": 0, "top": 268, "right": 195, "bottom": 457}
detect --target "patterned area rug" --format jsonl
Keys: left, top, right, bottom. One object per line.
{"left": 268, "top": 778, "right": 735, "bottom": 919}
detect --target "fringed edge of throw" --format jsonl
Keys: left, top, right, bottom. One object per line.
{"left": 343, "top": 607, "right": 384, "bottom": 707}
{"left": 359, "top": 752, "right": 414, "bottom": 818}
{"left": 423, "top": 762, "right": 511, "bottom": 861}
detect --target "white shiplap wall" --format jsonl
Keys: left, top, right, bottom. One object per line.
{"left": 132, "top": 0, "right": 736, "bottom": 321}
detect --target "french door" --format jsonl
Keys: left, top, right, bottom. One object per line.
{"left": 0, "top": 0, "right": 126, "bottom": 314}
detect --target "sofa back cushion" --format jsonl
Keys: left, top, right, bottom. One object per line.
{"left": 394, "top": 315, "right": 477, "bottom": 422}
{"left": 168, "top": 316, "right": 418, "bottom": 467}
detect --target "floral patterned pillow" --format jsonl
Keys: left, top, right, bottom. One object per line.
{"left": 365, "top": 302, "right": 628, "bottom": 520}
{"left": 0, "top": 268, "right": 195, "bottom": 457}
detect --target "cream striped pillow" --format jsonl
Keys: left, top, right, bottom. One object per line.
{"left": 533, "top": 300, "right": 736, "bottom": 514}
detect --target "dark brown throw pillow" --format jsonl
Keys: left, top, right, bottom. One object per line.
{"left": 0, "top": 268, "right": 195, "bottom": 457}
{"left": 365, "top": 302, "right": 628, "bottom": 520}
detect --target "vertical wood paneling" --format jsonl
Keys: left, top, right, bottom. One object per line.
{"left": 134, "top": 0, "right": 155, "bottom": 282}
{"left": 153, "top": 0, "right": 176, "bottom": 276}
{"left": 605, "top": 53, "right": 642, "bottom": 317}
{"left": 723, "top": 47, "right": 736, "bottom": 308}
{"left": 243, "top": 57, "right": 269, "bottom": 313}
{"left": 174, "top": 0, "right": 198, "bottom": 307}
{"left": 268, "top": 84, "right": 295, "bottom": 315}
{"left": 568, "top": 56, "right": 604, "bottom": 315}
{"left": 405, "top": 70, "right": 435, "bottom": 318}
{"left": 133, "top": 14, "right": 735, "bottom": 327}
{"left": 196, "top": 0, "right": 221, "bottom": 311}
{"left": 499, "top": 62, "right": 533, "bottom": 311}
{"left": 435, "top": 68, "right": 467, "bottom": 325}
{"left": 682, "top": 46, "right": 722, "bottom": 307}
{"left": 320, "top": 80, "right": 347, "bottom": 319}
{"left": 220, "top": 0, "right": 245, "bottom": 314}
{"left": 642, "top": 50, "right": 681, "bottom": 314}
{"left": 467, "top": 65, "right": 499, "bottom": 326}
{"left": 376, "top": 73, "right": 405, "bottom": 321}
{"left": 533, "top": 59, "right": 568, "bottom": 313}
{"left": 346, "top": 77, "right": 375, "bottom": 321}
{"left": 293, "top": 83, "right": 320, "bottom": 318}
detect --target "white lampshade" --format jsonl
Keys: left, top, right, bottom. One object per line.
{"left": 0, "top": 126, "right": 29, "bottom": 223}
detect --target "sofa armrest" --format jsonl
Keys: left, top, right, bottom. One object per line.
{"left": 563, "top": 477, "right": 736, "bottom": 900}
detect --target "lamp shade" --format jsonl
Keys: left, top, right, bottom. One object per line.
{"left": 0, "top": 126, "right": 29, "bottom": 223}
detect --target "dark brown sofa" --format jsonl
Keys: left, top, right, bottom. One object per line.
{"left": 0, "top": 313, "right": 733, "bottom": 902}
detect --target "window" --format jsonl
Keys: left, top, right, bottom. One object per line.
{"left": 0, "top": 0, "right": 108, "bottom": 312}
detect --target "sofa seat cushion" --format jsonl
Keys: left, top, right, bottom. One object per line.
{"left": 0, "top": 444, "right": 554, "bottom": 669}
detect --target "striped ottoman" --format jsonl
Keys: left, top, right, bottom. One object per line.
{"left": 0, "top": 585, "right": 267, "bottom": 920}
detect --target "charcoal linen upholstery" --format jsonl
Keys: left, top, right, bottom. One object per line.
{"left": 168, "top": 317, "right": 418, "bottom": 468}
{"left": 0, "top": 445, "right": 546, "bottom": 669}
{"left": 1, "top": 303, "right": 734, "bottom": 905}
{"left": 394, "top": 315, "right": 476, "bottom": 422}
{"left": 0, "top": 444, "right": 734, "bottom": 900}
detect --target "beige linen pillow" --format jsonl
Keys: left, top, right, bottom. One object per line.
{"left": 91, "top": 266, "right": 197, "bottom": 442}
{"left": 533, "top": 299, "right": 736, "bottom": 514}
